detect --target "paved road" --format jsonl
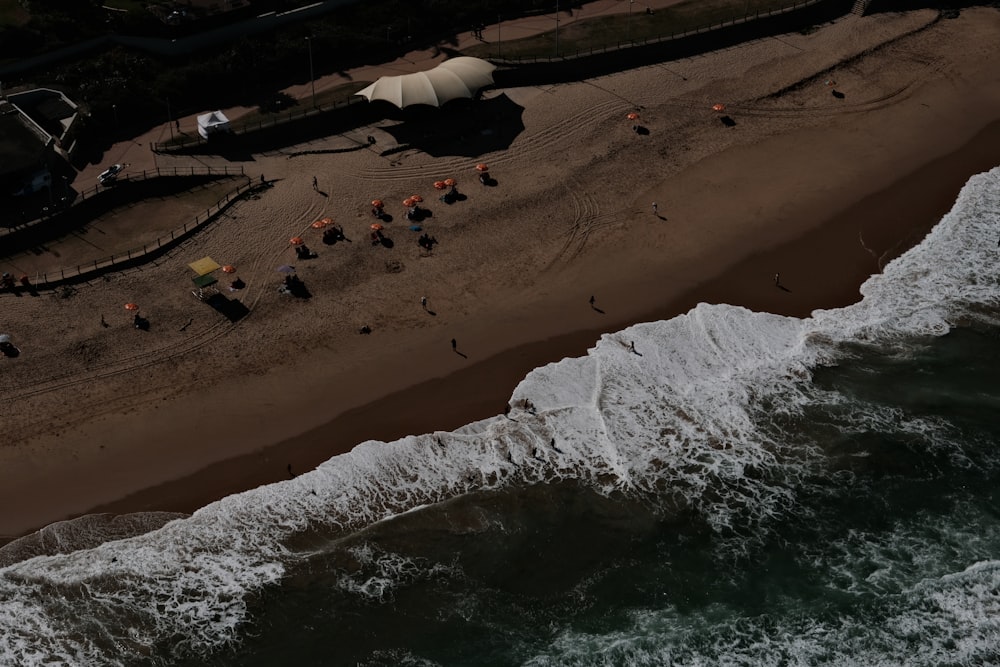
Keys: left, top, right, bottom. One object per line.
{"left": 81, "top": 0, "right": 689, "bottom": 188}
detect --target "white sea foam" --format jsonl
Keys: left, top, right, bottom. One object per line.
{"left": 523, "top": 559, "right": 1000, "bottom": 667}
{"left": 334, "top": 543, "right": 455, "bottom": 603}
{"left": 524, "top": 503, "right": 1000, "bottom": 666}
{"left": 1, "top": 168, "right": 998, "bottom": 665}
{"left": 812, "top": 167, "right": 1000, "bottom": 341}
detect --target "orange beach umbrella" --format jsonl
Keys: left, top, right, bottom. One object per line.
{"left": 475, "top": 163, "right": 489, "bottom": 172}
{"left": 124, "top": 302, "right": 139, "bottom": 311}
{"left": 222, "top": 265, "right": 236, "bottom": 273}
{"left": 626, "top": 112, "right": 639, "bottom": 120}
{"left": 712, "top": 103, "right": 726, "bottom": 112}
{"left": 371, "top": 199, "right": 384, "bottom": 208}
{"left": 290, "top": 237, "right": 304, "bottom": 246}
{"left": 443, "top": 178, "right": 457, "bottom": 187}
{"left": 370, "top": 223, "right": 384, "bottom": 231}
{"left": 434, "top": 180, "right": 447, "bottom": 190}
{"left": 403, "top": 198, "right": 415, "bottom": 208}
{"left": 410, "top": 194, "right": 423, "bottom": 203}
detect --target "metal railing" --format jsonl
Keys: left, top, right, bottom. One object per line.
{"left": 151, "top": 97, "right": 364, "bottom": 153}
{"left": 71, "top": 164, "right": 246, "bottom": 202}
{"left": 3, "top": 165, "right": 247, "bottom": 241}
{"left": 490, "top": 0, "right": 825, "bottom": 64}
{"left": 24, "top": 176, "right": 259, "bottom": 288}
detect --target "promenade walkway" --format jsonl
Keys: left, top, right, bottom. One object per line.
{"left": 75, "top": 0, "right": 687, "bottom": 189}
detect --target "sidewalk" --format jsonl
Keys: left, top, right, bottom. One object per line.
{"left": 282, "top": 0, "right": 685, "bottom": 101}
{"left": 80, "top": 0, "right": 687, "bottom": 188}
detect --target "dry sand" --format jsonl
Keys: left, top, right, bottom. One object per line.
{"left": 2, "top": 7, "right": 1000, "bottom": 540}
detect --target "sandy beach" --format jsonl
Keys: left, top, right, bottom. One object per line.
{"left": 2, "top": 6, "right": 1000, "bottom": 541}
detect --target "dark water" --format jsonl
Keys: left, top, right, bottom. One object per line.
{"left": 178, "top": 326, "right": 1000, "bottom": 667}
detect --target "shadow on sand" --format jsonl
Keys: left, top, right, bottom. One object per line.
{"left": 380, "top": 93, "right": 525, "bottom": 158}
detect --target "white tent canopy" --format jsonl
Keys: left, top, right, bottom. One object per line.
{"left": 197, "top": 110, "right": 231, "bottom": 138}
{"left": 354, "top": 57, "right": 497, "bottom": 109}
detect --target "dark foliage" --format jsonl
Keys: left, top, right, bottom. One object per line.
{"left": 5, "top": 0, "right": 566, "bottom": 143}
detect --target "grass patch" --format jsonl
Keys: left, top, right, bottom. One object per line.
{"left": 0, "top": 0, "right": 29, "bottom": 27}
{"left": 462, "top": 0, "right": 802, "bottom": 60}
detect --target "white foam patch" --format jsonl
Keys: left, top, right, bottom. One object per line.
{"left": 334, "top": 543, "right": 454, "bottom": 603}
{"left": 813, "top": 167, "right": 1000, "bottom": 341}
{"left": 1, "top": 167, "right": 998, "bottom": 665}
{"left": 522, "top": 560, "right": 1000, "bottom": 667}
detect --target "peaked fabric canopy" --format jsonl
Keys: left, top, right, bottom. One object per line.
{"left": 354, "top": 57, "right": 497, "bottom": 109}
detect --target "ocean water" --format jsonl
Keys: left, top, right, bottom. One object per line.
{"left": 2, "top": 166, "right": 1000, "bottom": 666}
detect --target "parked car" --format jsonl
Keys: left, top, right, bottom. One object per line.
{"left": 98, "top": 164, "right": 124, "bottom": 185}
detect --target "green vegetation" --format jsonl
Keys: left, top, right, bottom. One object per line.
{"left": 462, "top": 0, "right": 800, "bottom": 60}
{"left": 0, "top": 0, "right": 108, "bottom": 62}
{"left": 0, "top": 0, "right": 30, "bottom": 27}
{"left": 4, "top": 0, "right": 806, "bottom": 149}
{"left": 101, "top": 0, "right": 145, "bottom": 11}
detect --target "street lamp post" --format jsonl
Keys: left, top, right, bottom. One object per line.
{"left": 167, "top": 97, "right": 173, "bottom": 138}
{"left": 627, "top": 0, "right": 634, "bottom": 44}
{"left": 555, "top": 0, "right": 560, "bottom": 57}
{"left": 306, "top": 36, "right": 316, "bottom": 108}
{"left": 497, "top": 14, "right": 501, "bottom": 59}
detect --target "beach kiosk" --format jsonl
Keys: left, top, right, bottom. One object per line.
{"left": 188, "top": 256, "right": 221, "bottom": 296}
{"left": 187, "top": 256, "right": 248, "bottom": 322}
{"left": 196, "top": 111, "right": 231, "bottom": 139}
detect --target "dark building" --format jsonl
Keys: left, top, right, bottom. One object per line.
{"left": 0, "top": 88, "right": 80, "bottom": 227}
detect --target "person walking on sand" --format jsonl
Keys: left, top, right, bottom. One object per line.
{"left": 652, "top": 202, "right": 658, "bottom": 216}
{"left": 589, "top": 295, "right": 595, "bottom": 307}
{"left": 774, "top": 272, "right": 781, "bottom": 287}
{"left": 312, "top": 176, "right": 318, "bottom": 190}
{"left": 451, "top": 338, "right": 457, "bottom": 351}
{"left": 421, "top": 296, "right": 428, "bottom": 310}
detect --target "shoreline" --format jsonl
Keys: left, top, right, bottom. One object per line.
{"left": 3, "top": 9, "right": 1000, "bottom": 541}
{"left": 76, "top": 116, "right": 1000, "bottom": 528}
